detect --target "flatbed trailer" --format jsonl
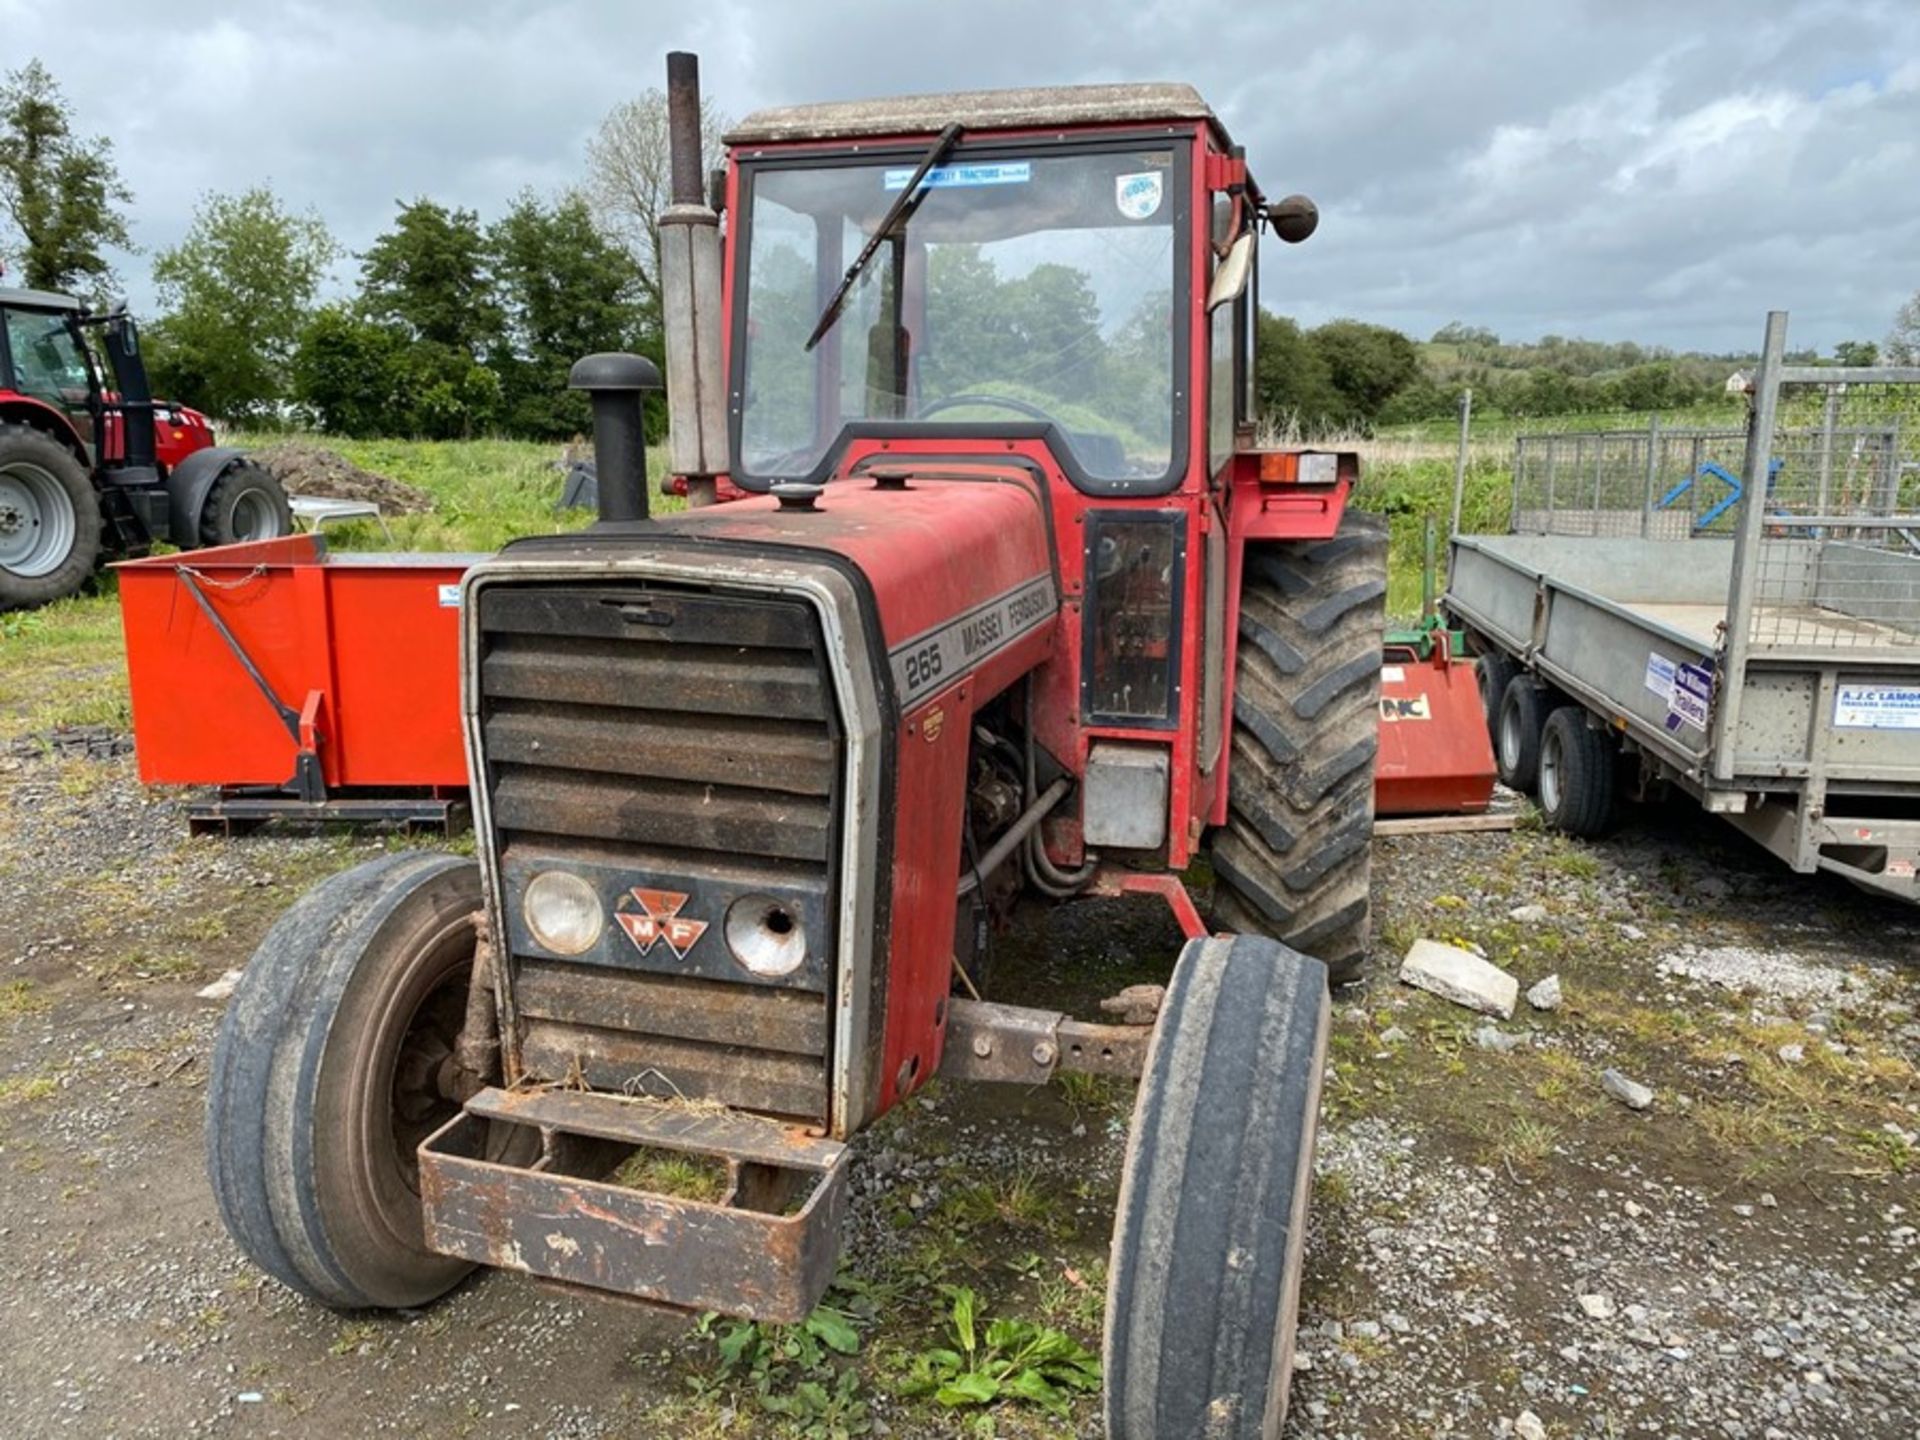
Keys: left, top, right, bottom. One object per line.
{"left": 1444, "top": 312, "right": 1920, "bottom": 902}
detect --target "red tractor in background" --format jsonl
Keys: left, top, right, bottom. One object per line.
{"left": 0, "top": 286, "right": 291, "bottom": 609}
{"left": 206, "top": 56, "right": 1382, "bottom": 1438}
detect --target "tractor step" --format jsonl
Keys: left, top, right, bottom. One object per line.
{"left": 418, "top": 1086, "right": 848, "bottom": 1322}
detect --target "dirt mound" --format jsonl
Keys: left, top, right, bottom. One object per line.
{"left": 250, "top": 444, "right": 434, "bottom": 515}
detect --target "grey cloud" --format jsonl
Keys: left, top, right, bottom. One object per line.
{"left": 3, "top": 0, "right": 1914, "bottom": 352}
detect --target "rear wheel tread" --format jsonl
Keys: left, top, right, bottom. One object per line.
{"left": 1209, "top": 513, "right": 1386, "bottom": 981}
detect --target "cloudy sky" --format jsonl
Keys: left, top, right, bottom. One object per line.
{"left": 6, "top": 0, "right": 1917, "bottom": 355}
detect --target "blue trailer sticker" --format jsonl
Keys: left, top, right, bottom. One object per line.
{"left": 1834, "top": 684, "right": 1920, "bottom": 730}
{"left": 1668, "top": 662, "right": 1714, "bottom": 733}
{"left": 883, "top": 161, "right": 1031, "bottom": 190}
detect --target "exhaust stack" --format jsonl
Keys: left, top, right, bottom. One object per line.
{"left": 568, "top": 353, "right": 661, "bottom": 525}
{"left": 659, "top": 50, "right": 730, "bottom": 505}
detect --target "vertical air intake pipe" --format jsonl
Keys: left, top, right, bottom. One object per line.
{"left": 568, "top": 353, "right": 661, "bottom": 525}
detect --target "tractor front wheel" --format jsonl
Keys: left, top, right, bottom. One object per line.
{"left": 206, "top": 853, "right": 511, "bottom": 1310}
{"left": 0, "top": 424, "right": 100, "bottom": 610}
{"left": 199, "top": 461, "right": 292, "bottom": 547}
{"left": 1208, "top": 513, "right": 1386, "bottom": 985}
{"left": 1104, "top": 934, "right": 1329, "bottom": 1440}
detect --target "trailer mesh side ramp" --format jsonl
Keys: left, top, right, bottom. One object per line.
{"left": 1741, "top": 377, "right": 1920, "bottom": 657}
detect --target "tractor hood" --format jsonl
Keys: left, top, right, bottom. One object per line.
{"left": 488, "top": 463, "right": 1060, "bottom": 708}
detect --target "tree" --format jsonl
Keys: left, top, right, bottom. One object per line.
{"left": 1888, "top": 293, "right": 1920, "bottom": 366}
{"left": 291, "top": 304, "right": 502, "bottom": 440}
{"left": 1834, "top": 339, "right": 1879, "bottom": 367}
{"left": 360, "top": 199, "right": 499, "bottom": 354}
{"left": 147, "top": 187, "right": 339, "bottom": 421}
{"left": 585, "top": 89, "right": 729, "bottom": 317}
{"left": 1310, "top": 319, "right": 1421, "bottom": 424}
{"left": 489, "top": 191, "right": 651, "bottom": 438}
{"left": 1253, "top": 311, "right": 1340, "bottom": 433}
{"left": 0, "top": 60, "right": 134, "bottom": 295}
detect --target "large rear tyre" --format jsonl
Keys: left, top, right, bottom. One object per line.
{"left": 0, "top": 424, "right": 99, "bottom": 611}
{"left": 206, "top": 853, "right": 507, "bottom": 1309}
{"left": 198, "top": 461, "right": 292, "bottom": 547}
{"left": 1208, "top": 513, "right": 1386, "bottom": 985}
{"left": 1104, "top": 935, "right": 1330, "bottom": 1440}
{"left": 1538, "top": 707, "right": 1616, "bottom": 837}
{"left": 1495, "top": 675, "right": 1551, "bottom": 793}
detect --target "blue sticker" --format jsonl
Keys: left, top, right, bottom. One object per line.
{"left": 1115, "top": 171, "right": 1164, "bottom": 220}
{"left": 882, "top": 162, "right": 1032, "bottom": 191}
{"left": 1668, "top": 661, "right": 1714, "bottom": 733}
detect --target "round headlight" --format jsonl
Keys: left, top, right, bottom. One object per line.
{"left": 724, "top": 894, "right": 807, "bottom": 978}
{"left": 523, "top": 870, "right": 604, "bottom": 955}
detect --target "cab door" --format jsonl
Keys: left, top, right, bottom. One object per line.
{"left": 1, "top": 307, "right": 97, "bottom": 452}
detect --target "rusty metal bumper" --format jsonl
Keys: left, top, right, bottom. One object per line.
{"left": 418, "top": 1087, "right": 847, "bottom": 1322}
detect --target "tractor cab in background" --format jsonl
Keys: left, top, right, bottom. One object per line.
{"left": 0, "top": 286, "right": 290, "bottom": 609}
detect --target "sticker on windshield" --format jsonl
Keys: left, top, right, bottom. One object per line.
{"left": 1115, "top": 172, "right": 1163, "bottom": 220}
{"left": 883, "top": 162, "right": 1031, "bottom": 190}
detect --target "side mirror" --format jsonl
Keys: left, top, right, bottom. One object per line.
{"left": 1266, "top": 194, "right": 1318, "bottom": 244}
{"left": 1207, "top": 231, "right": 1255, "bottom": 311}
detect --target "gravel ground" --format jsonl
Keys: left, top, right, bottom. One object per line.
{"left": 1, "top": 738, "right": 1916, "bottom": 1439}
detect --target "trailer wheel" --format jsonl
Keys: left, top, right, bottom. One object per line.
{"left": 1209, "top": 513, "right": 1386, "bottom": 985}
{"left": 1475, "top": 649, "right": 1518, "bottom": 743}
{"left": 199, "top": 461, "right": 292, "bottom": 547}
{"left": 0, "top": 424, "right": 100, "bottom": 610}
{"left": 1538, "top": 708, "right": 1616, "bottom": 837}
{"left": 1105, "top": 934, "right": 1329, "bottom": 1440}
{"left": 206, "top": 853, "right": 515, "bottom": 1309}
{"left": 1495, "top": 675, "right": 1551, "bottom": 793}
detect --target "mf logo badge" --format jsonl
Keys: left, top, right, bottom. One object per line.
{"left": 616, "top": 887, "right": 708, "bottom": 959}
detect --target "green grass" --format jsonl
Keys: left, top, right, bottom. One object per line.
{"left": 233, "top": 432, "right": 683, "bottom": 554}
{"left": 0, "top": 590, "right": 131, "bottom": 745}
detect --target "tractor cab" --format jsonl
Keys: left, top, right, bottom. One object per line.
{"left": 719, "top": 85, "right": 1318, "bottom": 499}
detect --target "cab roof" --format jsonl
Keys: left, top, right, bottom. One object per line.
{"left": 726, "top": 81, "right": 1215, "bottom": 147}
{"left": 0, "top": 286, "right": 82, "bottom": 312}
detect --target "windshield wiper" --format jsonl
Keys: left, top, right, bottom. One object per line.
{"left": 803, "top": 122, "right": 963, "bottom": 353}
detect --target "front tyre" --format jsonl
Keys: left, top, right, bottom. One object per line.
{"left": 1105, "top": 935, "right": 1330, "bottom": 1440}
{"left": 198, "top": 460, "right": 292, "bottom": 547}
{"left": 1208, "top": 513, "right": 1387, "bottom": 984}
{"left": 206, "top": 853, "right": 502, "bottom": 1309}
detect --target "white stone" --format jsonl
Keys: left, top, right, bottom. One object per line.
{"left": 1778, "top": 1043, "right": 1806, "bottom": 1065}
{"left": 1473, "top": 1024, "right": 1528, "bottom": 1053}
{"left": 1601, "top": 1069, "right": 1654, "bottom": 1111}
{"left": 1399, "top": 939, "right": 1519, "bottom": 1019}
{"left": 1508, "top": 904, "right": 1550, "bottom": 924}
{"left": 1514, "top": 1412, "right": 1548, "bottom": 1440}
{"left": 1577, "top": 1293, "right": 1616, "bottom": 1320}
{"left": 197, "top": 968, "right": 244, "bottom": 1002}
{"left": 1526, "top": 974, "right": 1564, "bottom": 1011}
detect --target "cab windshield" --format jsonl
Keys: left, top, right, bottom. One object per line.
{"left": 733, "top": 142, "right": 1186, "bottom": 485}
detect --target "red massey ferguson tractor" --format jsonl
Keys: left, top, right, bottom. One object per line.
{"left": 206, "top": 56, "right": 1383, "bottom": 1438}
{"left": 0, "top": 287, "right": 291, "bottom": 609}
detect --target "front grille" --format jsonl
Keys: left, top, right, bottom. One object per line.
{"left": 476, "top": 582, "right": 840, "bottom": 1121}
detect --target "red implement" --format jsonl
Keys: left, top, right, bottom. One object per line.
{"left": 1374, "top": 631, "right": 1496, "bottom": 817}
{"left": 116, "top": 535, "right": 477, "bottom": 793}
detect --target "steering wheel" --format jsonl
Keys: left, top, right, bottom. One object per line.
{"left": 915, "top": 393, "right": 1056, "bottom": 424}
